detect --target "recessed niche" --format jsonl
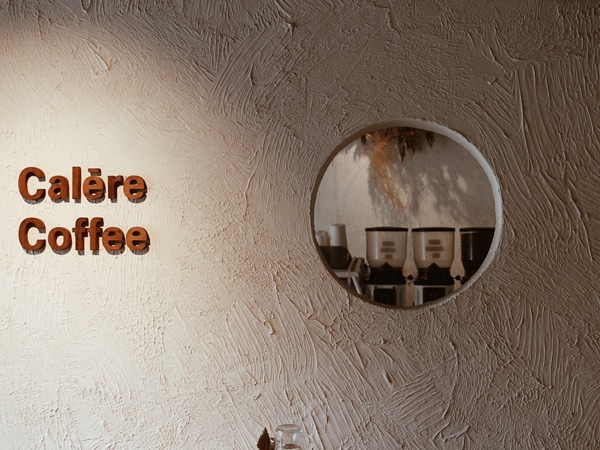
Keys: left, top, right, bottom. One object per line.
{"left": 313, "top": 125, "right": 500, "bottom": 308}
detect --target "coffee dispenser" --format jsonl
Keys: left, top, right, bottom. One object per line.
{"left": 413, "top": 227, "right": 455, "bottom": 305}
{"left": 365, "top": 227, "right": 408, "bottom": 307}
{"left": 460, "top": 227, "right": 494, "bottom": 284}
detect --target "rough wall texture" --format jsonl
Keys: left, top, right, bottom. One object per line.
{"left": 1, "top": 0, "right": 599, "bottom": 448}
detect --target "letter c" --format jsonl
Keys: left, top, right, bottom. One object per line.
{"left": 19, "top": 217, "right": 46, "bottom": 252}
{"left": 18, "top": 167, "right": 46, "bottom": 201}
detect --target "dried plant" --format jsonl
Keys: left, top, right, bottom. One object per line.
{"left": 361, "top": 127, "right": 434, "bottom": 210}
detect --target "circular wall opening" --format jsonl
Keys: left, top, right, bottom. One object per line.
{"left": 312, "top": 123, "right": 502, "bottom": 308}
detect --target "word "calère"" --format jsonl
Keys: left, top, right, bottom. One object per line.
{"left": 19, "top": 166, "right": 146, "bottom": 201}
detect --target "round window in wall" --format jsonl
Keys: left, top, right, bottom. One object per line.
{"left": 313, "top": 125, "right": 500, "bottom": 308}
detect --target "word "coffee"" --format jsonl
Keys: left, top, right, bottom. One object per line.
{"left": 18, "top": 167, "right": 150, "bottom": 253}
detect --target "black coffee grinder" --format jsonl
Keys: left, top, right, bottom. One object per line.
{"left": 413, "top": 227, "right": 456, "bottom": 305}
{"left": 460, "top": 227, "right": 495, "bottom": 284}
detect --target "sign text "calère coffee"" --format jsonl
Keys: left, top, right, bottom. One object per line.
{"left": 18, "top": 167, "right": 150, "bottom": 254}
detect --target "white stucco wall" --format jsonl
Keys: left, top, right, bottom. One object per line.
{"left": 1, "top": 1, "right": 599, "bottom": 448}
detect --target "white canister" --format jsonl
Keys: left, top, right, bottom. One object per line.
{"left": 365, "top": 227, "right": 408, "bottom": 269}
{"left": 412, "top": 227, "right": 455, "bottom": 269}
{"left": 329, "top": 223, "right": 348, "bottom": 248}
{"left": 315, "top": 230, "right": 329, "bottom": 247}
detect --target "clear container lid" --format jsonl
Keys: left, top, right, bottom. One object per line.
{"left": 365, "top": 227, "right": 408, "bottom": 269}
{"left": 412, "top": 227, "right": 455, "bottom": 269}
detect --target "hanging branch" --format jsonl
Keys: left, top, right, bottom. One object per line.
{"left": 361, "top": 127, "right": 435, "bottom": 210}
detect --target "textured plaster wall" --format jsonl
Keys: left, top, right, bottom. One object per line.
{"left": 1, "top": 1, "right": 599, "bottom": 448}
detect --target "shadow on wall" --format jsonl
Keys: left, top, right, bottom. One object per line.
{"left": 351, "top": 131, "right": 495, "bottom": 228}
